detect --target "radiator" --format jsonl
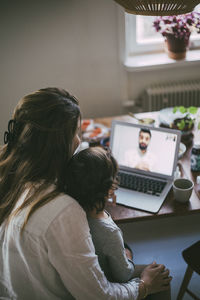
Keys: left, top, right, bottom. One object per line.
{"left": 140, "top": 80, "right": 200, "bottom": 111}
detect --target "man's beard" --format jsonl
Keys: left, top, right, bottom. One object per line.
{"left": 139, "top": 143, "right": 147, "bottom": 151}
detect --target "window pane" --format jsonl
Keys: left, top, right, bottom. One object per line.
{"left": 192, "top": 4, "right": 200, "bottom": 38}
{"left": 136, "top": 16, "right": 161, "bottom": 44}
{"left": 194, "top": 3, "right": 200, "bottom": 11}
{"left": 136, "top": 5, "right": 200, "bottom": 45}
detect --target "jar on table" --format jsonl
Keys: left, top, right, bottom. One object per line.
{"left": 191, "top": 142, "right": 200, "bottom": 171}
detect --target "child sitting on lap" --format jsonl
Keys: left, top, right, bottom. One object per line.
{"left": 65, "top": 146, "right": 135, "bottom": 283}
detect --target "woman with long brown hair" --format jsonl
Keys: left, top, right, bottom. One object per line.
{"left": 0, "top": 87, "right": 171, "bottom": 299}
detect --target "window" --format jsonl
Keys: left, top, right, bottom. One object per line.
{"left": 126, "top": 4, "right": 200, "bottom": 56}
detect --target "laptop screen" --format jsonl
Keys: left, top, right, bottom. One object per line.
{"left": 111, "top": 122, "right": 180, "bottom": 177}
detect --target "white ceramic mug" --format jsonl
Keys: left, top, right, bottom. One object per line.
{"left": 173, "top": 178, "right": 194, "bottom": 203}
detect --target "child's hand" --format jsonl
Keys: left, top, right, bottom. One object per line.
{"left": 125, "top": 248, "right": 133, "bottom": 260}
{"left": 107, "top": 190, "right": 116, "bottom": 205}
{"left": 124, "top": 243, "right": 133, "bottom": 260}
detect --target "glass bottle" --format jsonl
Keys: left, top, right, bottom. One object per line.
{"left": 197, "top": 176, "right": 200, "bottom": 195}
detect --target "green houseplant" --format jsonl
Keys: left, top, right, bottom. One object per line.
{"left": 171, "top": 106, "right": 200, "bottom": 145}
{"left": 171, "top": 106, "right": 198, "bottom": 130}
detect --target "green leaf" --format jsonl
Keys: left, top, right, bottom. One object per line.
{"left": 177, "top": 119, "right": 185, "bottom": 130}
{"left": 188, "top": 119, "right": 194, "bottom": 129}
{"left": 198, "top": 121, "right": 200, "bottom": 130}
{"left": 188, "top": 106, "right": 197, "bottom": 114}
{"left": 173, "top": 107, "right": 178, "bottom": 113}
{"left": 179, "top": 106, "right": 187, "bottom": 114}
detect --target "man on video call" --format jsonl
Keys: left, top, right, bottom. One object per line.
{"left": 123, "top": 128, "right": 156, "bottom": 172}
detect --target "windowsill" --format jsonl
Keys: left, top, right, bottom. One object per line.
{"left": 125, "top": 49, "right": 200, "bottom": 72}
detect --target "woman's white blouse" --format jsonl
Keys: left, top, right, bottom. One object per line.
{"left": 0, "top": 192, "right": 139, "bottom": 299}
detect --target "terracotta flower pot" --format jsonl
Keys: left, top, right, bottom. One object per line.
{"left": 165, "top": 34, "right": 190, "bottom": 60}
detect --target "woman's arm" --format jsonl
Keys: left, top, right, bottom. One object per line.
{"left": 45, "top": 200, "right": 139, "bottom": 300}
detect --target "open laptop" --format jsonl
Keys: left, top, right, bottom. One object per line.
{"left": 110, "top": 121, "right": 181, "bottom": 213}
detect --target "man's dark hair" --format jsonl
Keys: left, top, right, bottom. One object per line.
{"left": 139, "top": 128, "right": 151, "bottom": 138}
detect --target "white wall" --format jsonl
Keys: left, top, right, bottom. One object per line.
{"left": 127, "top": 65, "right": 200, "bottom": 106}
{"left": 0, "top": 0, "right": 126, "bottom": 142}
{"left": 0, "top": 0, "right": 200, "bottom": 143}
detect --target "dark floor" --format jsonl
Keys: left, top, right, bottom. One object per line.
{"left": 119, "top": 213, "right": 200, "bottom": 300}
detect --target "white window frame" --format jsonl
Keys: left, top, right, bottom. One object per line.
{"left": 126, "top": 9, "right": 200, "bottom": 56}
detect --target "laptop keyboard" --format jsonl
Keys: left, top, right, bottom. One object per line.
{"left": 118, "top": 172, "right": 167, "bottom": 196}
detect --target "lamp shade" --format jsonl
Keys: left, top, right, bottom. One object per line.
{"left": 114, "top": 0, "right": 200, "bottom": 15}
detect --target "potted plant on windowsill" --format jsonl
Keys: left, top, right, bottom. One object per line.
{"left": 153, "top": 12, "right": 200, "bottom": 60}
{"left": 170, "top": 106, "right": 199, "bottom": 145}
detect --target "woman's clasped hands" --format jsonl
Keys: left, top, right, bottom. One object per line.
{"left": 140, "top": 261, "right": 172, "bottom": 298}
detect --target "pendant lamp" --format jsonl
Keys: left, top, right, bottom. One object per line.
{"left": 114, "top": 0, "right": 200, "bottom": 15}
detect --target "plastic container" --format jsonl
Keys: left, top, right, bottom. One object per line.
{"left": 191, "top": 142, "right": 200, "bottom": 171}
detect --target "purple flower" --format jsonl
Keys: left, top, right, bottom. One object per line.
{"left": 153, "top": 12, "right": 200, "bottom": 39}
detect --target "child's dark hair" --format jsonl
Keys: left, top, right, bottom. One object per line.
{"left": 65, "top": 147, "right": 118, "bottom": 213}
